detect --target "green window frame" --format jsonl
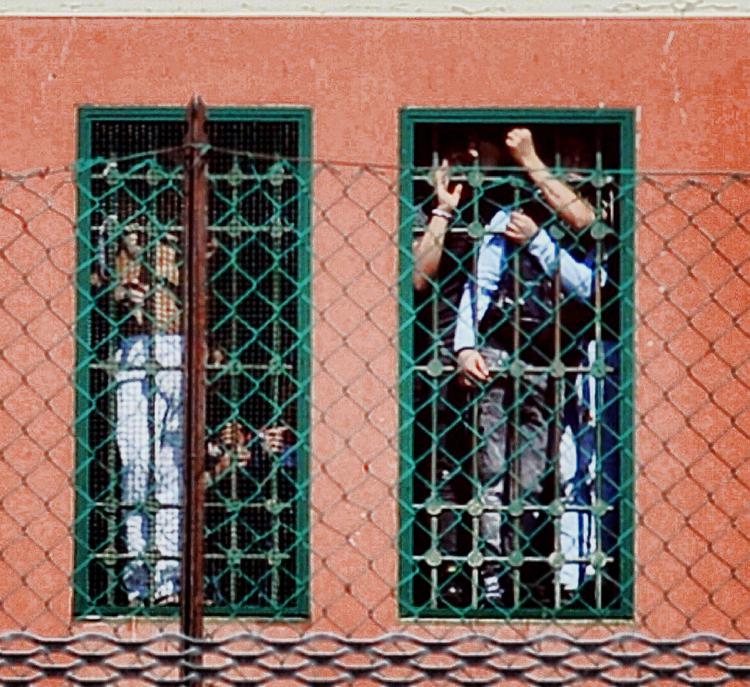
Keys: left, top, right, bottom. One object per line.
{"left": 398, "top": 108, "right": 635, "bottom": 620}
{"left": 74, "top": 106, "right": 311, "bottom": 618}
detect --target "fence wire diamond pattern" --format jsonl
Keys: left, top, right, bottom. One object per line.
{"left": 0, "top": 147, "right": 749, "bottom": 684}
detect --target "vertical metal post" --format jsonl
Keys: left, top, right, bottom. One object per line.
{"left": 182, "top": 95, "right": 209, "bottom": 644}
{"left": 509, "top": 186, "right": 521, "bottom": 606}
{"left": 552, "top": 263, "right": 562, "bottom": 608}
{"left": 593, "top": 148, "right": 606, "bottom": 610}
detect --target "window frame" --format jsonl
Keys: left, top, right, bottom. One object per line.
{"left": 73, "top": 105, "right": 312, "bottom": 619}
{"left": 397, "top": 107, "right": 635, "bottom": 620}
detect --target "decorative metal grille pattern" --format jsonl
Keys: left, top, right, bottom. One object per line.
{"left": 75, "top": 108, "right": 310, "bottom": 619}
{"left": 399, "top": 114, "right": 634, "bottom": 619}
{"left": 1, "top": 121, "right": 750, "bottom": 682}
{"left": 203, "top": 128, "right": 309, "bottom": 617}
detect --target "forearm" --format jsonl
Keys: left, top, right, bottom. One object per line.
{"left": 524, "top": 153, "right": 595, "bottom": 230}
{"left": 453, "top": 281, "right": 477, "bottom": 351}
{"left": 453, "top": 236, "right": 502, "bottom": 351}
{"left": 528, "top": 229, "right": 596, "bottom": 300}
{"left": 413, "top": 215, "right": 450, "bottom": 291}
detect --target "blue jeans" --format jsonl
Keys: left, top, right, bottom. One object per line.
{"left": 116, "top": 334, "right": 183, "bottom": 602}
{"left": 563, "top": 341, "right": 621, "bottom": 587}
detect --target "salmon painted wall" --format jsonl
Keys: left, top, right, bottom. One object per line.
{"left": 1, "top": 17, "right": 749, "bottom": 639}
{"left": 0, "top": 18, "right": 748, "bottom": 169}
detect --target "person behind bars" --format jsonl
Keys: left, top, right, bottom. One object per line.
{"left": 450, "top": 129, "right": 598, "bottom": 606}
{"left": 111, "top": 224, "right": 184, "bottom": 605}
{"left": 111, "top": 224, "right": 295, "bottom": 606}
{"left": 410, "top": 141, "right": 478, "bottom": 605}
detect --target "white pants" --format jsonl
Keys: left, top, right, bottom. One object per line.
{"left": 116, "top": 334, "right": 183, "bottom": 602}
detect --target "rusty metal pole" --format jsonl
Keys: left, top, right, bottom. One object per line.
{"left": 182, "top": 95, "right": 209, "bottom": 651}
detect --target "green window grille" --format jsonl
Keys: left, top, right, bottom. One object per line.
{"left": 399, "top": 109, "right": 635, "bottom": 619}
{"left": 74, "top": 107, "right": 311, "bottom": 618}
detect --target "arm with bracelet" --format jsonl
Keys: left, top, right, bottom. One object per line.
{"left": 412, "top": 159, "right": 464, "bottom": 292}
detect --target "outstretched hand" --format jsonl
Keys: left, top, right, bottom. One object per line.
{"left": 261, "top": 426, "right": 293, "bottom": 454}
{"left": 433, "top": 159, "right": 463, "bottom": 212}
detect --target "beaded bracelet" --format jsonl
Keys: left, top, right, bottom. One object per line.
{"left": 431, "top": 208, "right": 453, "bottom": 220}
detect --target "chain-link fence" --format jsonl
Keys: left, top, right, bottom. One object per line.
{"left": 1, "top": 105, "right": 750, "bottom": 684}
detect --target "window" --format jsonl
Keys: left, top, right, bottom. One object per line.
{"left": 74, "top": 107, "right": 310, "bottom": 617}
{"left": 399, "top": 109, "right": 634, "bottom": 619}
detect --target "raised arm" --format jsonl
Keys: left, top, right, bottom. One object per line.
{"left": 506, "top": 128, "right": 595, "bottom": 231}
{"left": 113, "top": 230, "right": 148, "bottom": 326}
{"left": 412, "top": 159, "right": 464, "bottom": 292}
{"left": 528, "top": 228, "right": 598, "bottom": 299}
{"left": 504, "top": 211, "right": 597, "bottom": 300}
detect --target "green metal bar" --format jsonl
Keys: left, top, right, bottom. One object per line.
{"left": 509, "top": 184, "right": 522, "bottom": 608}
{"left": 552, "top": 259, "right": 563, "bottom": 610}
{"left": 398, "top": 110, "right": 418, "bottom": 616}
{"left": 398, "top": 108, "right": 636, "bottom": 620}
{"left": 103, "top": 200, "right": 119, "bottom": 609}
{"left": 593, "top": 149, "right": 606, "bottom": 611}
{"left": 73, "top": 109, "right": 95, "bottom": 616}
{"left": 617, "top": 110, "right": 637, "bottom": 618}
{"left": 293, "top": 109, "right": 313, "bottom": 618}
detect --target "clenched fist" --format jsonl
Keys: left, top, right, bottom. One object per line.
{"left": 505, "top": 128, "right": 541, "bottom": 169}
{"left": 261, "top": 425, "right": 294, "bottom": 455}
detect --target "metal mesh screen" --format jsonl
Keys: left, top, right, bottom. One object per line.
{"left": 75, "top": 110, "right": 309, "bottom": 618}
{"left": 203, "top": 122, "right": 308, "bottom": 617}
{"left": 1, "top": 106, "right": 750, "bottom": 683}
{"left": 400, "top": 117, "right": 633, "bottom": 619}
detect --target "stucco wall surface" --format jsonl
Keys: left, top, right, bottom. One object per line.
{"left": 0, "top": 17, "right": 749, "bottom": 639}
{"left": 0, "top": 18, "right": 748, "bottom": 170}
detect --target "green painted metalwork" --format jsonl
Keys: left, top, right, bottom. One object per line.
{"left": 399, "top": 108, "right": 635, "bottom": 619}
{"left": 74, "top": 106, "right": 310, "bottom": 618}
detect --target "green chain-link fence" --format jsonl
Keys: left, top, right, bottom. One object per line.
{"left": 1, "top": 103, "right": 750, "bottom": 684}
{"left": 75, "top": 106, "right": 311, "bottom": 620}
{"left": 399, "top": 138, "right": 634, "bottom": 620}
